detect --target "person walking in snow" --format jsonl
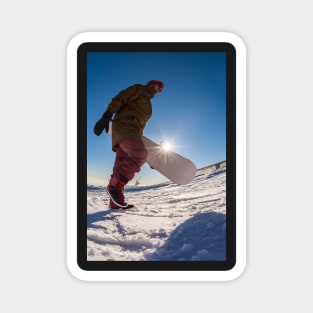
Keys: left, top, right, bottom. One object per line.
{"left": 94, "top": 80, "right": 164, "bottom": 209}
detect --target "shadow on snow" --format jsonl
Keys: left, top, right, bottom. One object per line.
{"left": 145, "top": 211, "right": 226, "bottom": 261}
{"left": 87, "top": 210, "right": 115, "bottom": 229}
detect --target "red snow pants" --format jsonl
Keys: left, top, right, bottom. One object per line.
{"left": 112, "top": 137, "right": 148, "bottom": 182}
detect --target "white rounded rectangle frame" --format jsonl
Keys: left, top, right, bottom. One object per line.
{"left": 67, "top": 32, "right": 246, "bottom": 281}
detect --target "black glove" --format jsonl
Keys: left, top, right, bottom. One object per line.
{"left": 93, "top": 111, "right": 113, "bottom": 136}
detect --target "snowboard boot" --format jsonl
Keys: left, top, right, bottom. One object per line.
{"left": 109, "top": 199, "right": 123, "bottom": 209}
{"left": 106, "top": 174, "right": 128, "bottom": 208}
{"left": 109, "top": 199, "right": 134, "bottom": 210}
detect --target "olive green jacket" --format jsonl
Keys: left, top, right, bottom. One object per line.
{"left": 107, "top": 84, "right": 157, "bottom": 150}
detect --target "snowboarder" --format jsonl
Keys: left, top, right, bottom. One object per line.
{"left": 93, "top": 80, "right": 164, "bottom": 209}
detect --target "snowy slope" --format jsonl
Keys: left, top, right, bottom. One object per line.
{"left": 87, "top": 167, "right": 226, "bottom": 261}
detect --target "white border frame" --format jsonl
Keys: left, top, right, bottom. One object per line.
{"left": 67, "top": 32, "right": 246, "bottom": 281}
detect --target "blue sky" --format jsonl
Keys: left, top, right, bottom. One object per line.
{"left": 87, "top": 52, "right": 226, "bottom": 186}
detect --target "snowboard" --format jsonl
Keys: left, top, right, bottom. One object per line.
{"left": 141, "top": 136, "right": 197, "bottom": 185}
{"left": 107, "top": 123, "right": 196, "bottom": 184}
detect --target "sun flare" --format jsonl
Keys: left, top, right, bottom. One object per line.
{"left": 160, "top": 141, "right": 172, "bottom": 152}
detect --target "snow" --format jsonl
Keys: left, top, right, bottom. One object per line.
{"left": 87, "top": 167, "right": 226, "bottom": 261}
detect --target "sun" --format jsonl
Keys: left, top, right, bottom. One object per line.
{"left": 160, "top": 140, "right": 172, "bottom": 152}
